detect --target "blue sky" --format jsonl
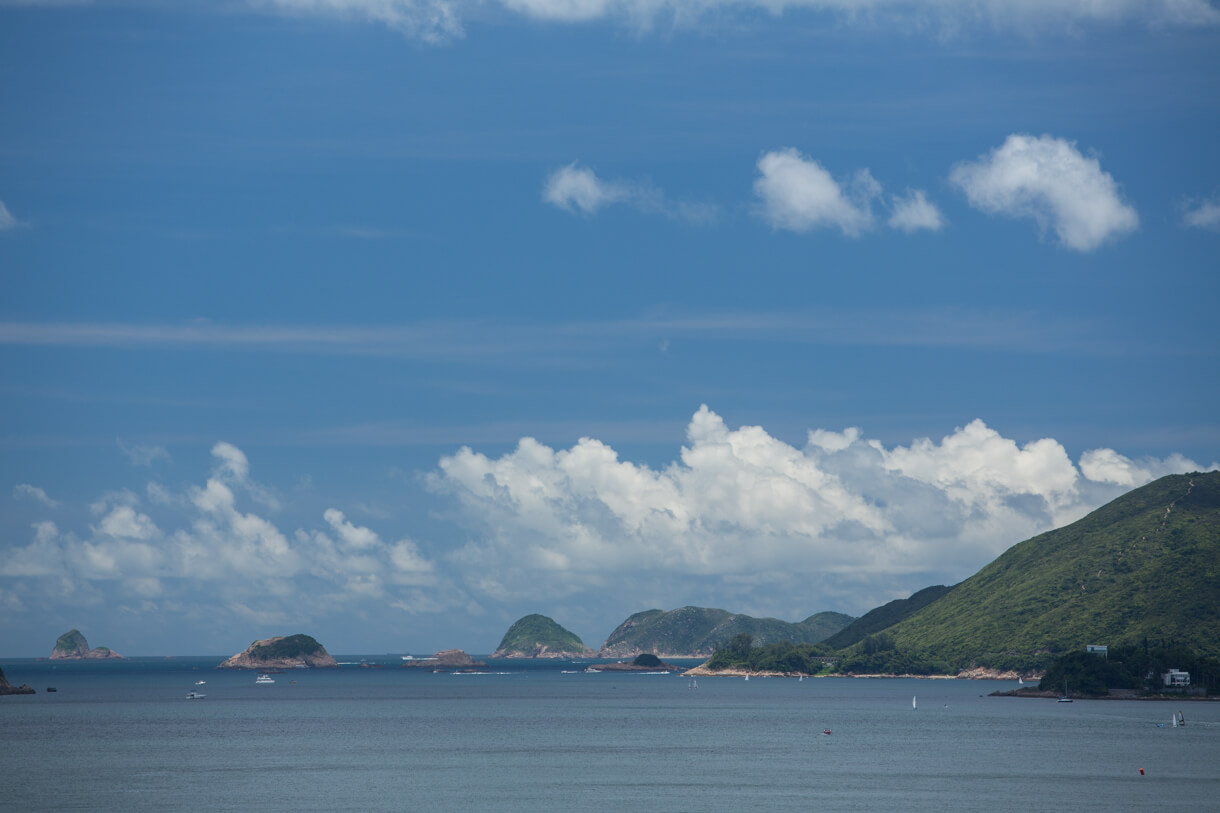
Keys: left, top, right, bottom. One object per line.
{"left": 1, "top": 0, "right": 1218, "bottom": 657}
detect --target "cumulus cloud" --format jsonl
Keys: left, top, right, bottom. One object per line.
{"left": 949, "top": 134, "right": 1139, "bottom": 251}
{"left": 14, "top": 483, "right": 59, "bottom": 508}
{"left": 888, "top": 188, "right": 946, "bottom": 233}
{"left": 0, "top": 442, "right": 441, "bottom": 634}
{"left": 543, "top": 163, "right": 716, "bottom": 224}
{"left": 1182, "top": 196, "right": 1220, "bottom": 231}
{"left": 428, "top": 406, "right": 1215, "bottom": 612}
{"left": 753, "top": 148, "right": 880, "bottom": 236}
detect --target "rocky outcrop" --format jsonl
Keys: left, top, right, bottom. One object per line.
{"left": 218, "top": 634, "right": 338, "bottom": 669}
{"left": 50, "top": 629, "right": 124, "bottom": 660}
{"left": 400, "top": 649, "right": 487, "bottom": 669}
{"left": 593, "top": 654, "right": 684, "bottom": 672}
{"left": 0, "top": 665, "right": 36, "bottom": 695}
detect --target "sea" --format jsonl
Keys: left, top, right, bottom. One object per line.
{"left": 2, "top": 656, "right": 1218, "bottom": 812}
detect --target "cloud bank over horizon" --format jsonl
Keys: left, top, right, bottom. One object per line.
{"left": 252, "top": 0, "right": 1220, "bottom": 43}
{"left": 4, "top": 408, "right": 1213, "bottom": 653}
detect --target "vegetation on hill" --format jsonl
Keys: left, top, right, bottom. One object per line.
{"left": 53, "top": 629, "right": 89, "bottom": 655}
{"left": 1038, "top": 645, "right": 1219, "bottom": 697}
{"left": 703, "top": 634, "right": 834, "bottom": 674}
{"left": 248, "top": 634, "right": 324, "bottom": 660}
{"left": 843, "top": 472, "right": 1220, "bottom": 673}
{"left": 823, "top": 585, "right": 953, "bottom": 650}
{"left": 599, "top": 606, "right": 854, "bottom": 657}
{"left": 493, "top": 614, "right": 593, "bottom": 657}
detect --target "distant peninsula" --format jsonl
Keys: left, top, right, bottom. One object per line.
{"left": 50, "top": 629, "right": 124, "bottom": 661}
{"left": 493, "top": 614, "right": 595, "bottom": 659}
{"left": 218, "top": 634, "right": 338, "bottom": 669}
{"left": 598, "top": 606, "right": 855, "bottom": 658}
{"left": 0, "top": 665, "right": 36, "bottom": 695}
{"left": 400, "top": 649, "right": 487, "bottom": 670}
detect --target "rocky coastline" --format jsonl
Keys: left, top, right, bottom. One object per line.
{"left": 0, "top": 665, "right": 36, "bottom": 696}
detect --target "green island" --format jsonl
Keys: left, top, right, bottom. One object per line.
{"left": 218, "top": 633, "right": 338, "bottom": 669}
{"left": 493, "top": 614, "right": 594, "bottom": 658}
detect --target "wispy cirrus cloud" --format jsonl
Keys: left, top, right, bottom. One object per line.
{"left": 543, "top": 163, "right": 717, "bottom": 224}
{"left": 243, "top": 0, "right": 1220, "bottom": 42}
{"left": 0, "top": 307, "right": 1156, "bottom": 361}
{"left": 949, "top": 134, "right": 1139, "bottom": 252}
{"left": 0, "top": 199, "right": 27, "bottom": 232}
{"left": 13, "top": 483, "right": 60, "bottom": 508}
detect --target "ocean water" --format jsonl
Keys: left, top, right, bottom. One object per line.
{"left": 2, "top": 657, "right": 1218, "bottom": 812}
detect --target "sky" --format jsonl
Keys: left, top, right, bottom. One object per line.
{"left": 1, "top": 0, "right": 1218, "bottom": 658}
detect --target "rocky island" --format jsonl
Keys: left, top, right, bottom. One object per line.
{"left": 50, "top": 629, "right": 124, "bottom": 660}
{"left": 0, "top": 665, "right": 36, "bottom": 695}
{"left": 493, "top": 614, "right": 595, "bottom": 659}
{"left": 218, "top": 634, "right": 338, "bottom": 669}
{"left": 400, "top": 649, "right": 487, "bottom": 670}
{"left": 593, "top": 654, "right": 684, "bottom": 672}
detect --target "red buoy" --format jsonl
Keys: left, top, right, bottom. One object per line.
{"left": 1139, "top": 768, "right": 1145, "bottom": 776}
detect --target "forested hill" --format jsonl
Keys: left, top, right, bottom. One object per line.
{"left": 598, "top": 606, "right": 854, "bottom": 657}
{"left": 859, "top": 472, "right": 1220, "bottom": 672}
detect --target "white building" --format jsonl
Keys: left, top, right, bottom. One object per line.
{"left": 1162, "top": 669, "right": 1191, "bottom": 688}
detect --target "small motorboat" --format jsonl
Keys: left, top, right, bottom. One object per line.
{"left": 186, "top": 691, "right": 205, "bottom": 699}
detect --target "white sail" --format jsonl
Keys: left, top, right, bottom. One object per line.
{"left": 912, "top": 695, "right": 917, "bottom": 710}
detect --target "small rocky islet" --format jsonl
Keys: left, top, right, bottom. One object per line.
{"left": 50, "top": 629, "right": 124, "bottom": 661}
{"left": 218, "top": 634, "right": 338, "bottom": 669}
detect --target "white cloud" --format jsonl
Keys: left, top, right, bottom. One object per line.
{"left": 0, "top": 199, "right": 23, "bottom": 231}
{"left": 428, "top": 406, "right": 1215, "bottom": 612}
{"left": 13, "top": 483, "right": 59, "bottom": 508}
{"left": 97, "top": 505, "right": 160, "bottom": 540}
{"left": 257, "top": 0, "right": 464, "bottom": 44}
{"left": 949, "top": 134, "right": 1139, "bottom": 251}
{"left": 1182, "top": 196, "right": 1220, "bottom": 231}
{"left": 210, "top": 441, "right": 280, "bottom": 511}
{"left": 248, "top": 0, "right": 1220, "bottom": 41}
{"left": 543, "top": 163, "right": 629, "bottom": 215}
{"left": 543, "top": 162, "right": 716, "bottom": 224}
{"left": 753, "top": 148, "right": 879, "bottom": 237}
{"left": 117, "top": 438, "right": 171, "bottom": 467}
{"left": 888, "top": 188, "right": 946, "bottom": 233}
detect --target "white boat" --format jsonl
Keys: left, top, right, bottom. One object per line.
{"left": 195, "top": 680, "right": 206, "bottom": 685}
{"left": 1018, "top": 676, "right": 1024, "bottom": 685}
{"left": 255, "top": 673, "right": 275, "bottom": 684}
{"left": 186, "top": 691, "right": 205, "bottom": 699}
{"left": 912, "top": 695, "right": 917, "bottom": 710}
{"left": 744, "top": 674, "right": 749, "bottom": 681}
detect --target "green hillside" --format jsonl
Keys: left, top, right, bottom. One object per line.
{"left": 856, "top": 472, "right": 1220, "bottom": 672}
{"left": 823, "top": 585, "right": 954, "bottom": 650}
{"left": 248, "top": 634, "right": 324, "bottom": 660}
{"left": 493, "top": 614, "right": 593, "bottom": 657}
{"left": 598, "top": 606, "right": 854, "bottom": 657}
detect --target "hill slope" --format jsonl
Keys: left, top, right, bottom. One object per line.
{"left": 870, "top": 472, "right": 1220, "bottom": 672}
{"left": 598, "top": 606, "right": 854, "bottom": 657}
{"left": 493, "top": 614, "right": 595, "bottom": 658}
{"left": 823, "top": 585, "right": 954, "bottom": 650}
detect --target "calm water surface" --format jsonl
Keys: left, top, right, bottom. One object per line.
{"left": 3, "top": 657, "right": 1218, "bottom": 811}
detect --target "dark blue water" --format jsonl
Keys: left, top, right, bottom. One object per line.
{"left": 3, "top": 657, "right": 1218, "bottom": 811}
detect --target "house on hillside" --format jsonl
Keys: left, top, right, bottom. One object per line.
{"left": 1086, "top": 644, "right": 1108, "bottom": 658}
{"left": 1162, "top": 669, "right": 1191, "bottom": 688}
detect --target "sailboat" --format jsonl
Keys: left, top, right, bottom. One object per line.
{"left": 744, "top": 674, "right": 749, "bottom": 681}
{"left": 912, "top": 695, "right": 917, "bottom": 710}
{"left": 1177, "top": 711, "right": 1186, "bottom": 727}
{"left": 1172, "top": 714, "right": 1178, "bottom": 727}
{"left": 1058, "top": 682, "right": 1072, "bottom": 702}
{"left": 1018, "top": 676, "right": 1024, "bottom": 685}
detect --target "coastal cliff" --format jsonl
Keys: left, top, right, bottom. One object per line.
{"left": 0, "top": 665, "right": 36, "bottom": 695}
{"left": 218, "top": 634, "right": 338, "bottom": 669}
{"left": 49, "top": 629, "right": 124, "bottom": 660}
